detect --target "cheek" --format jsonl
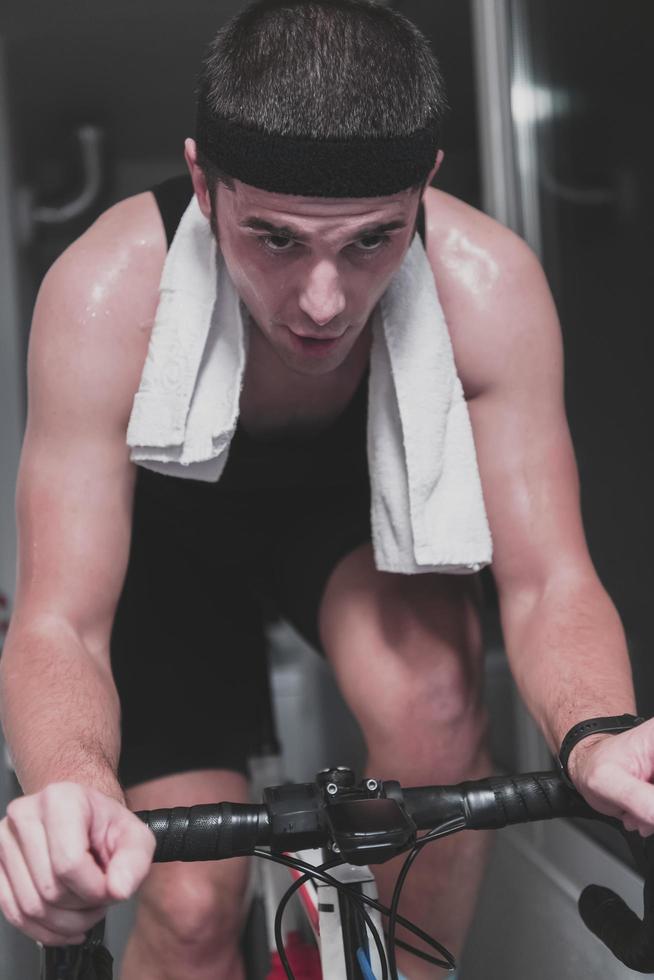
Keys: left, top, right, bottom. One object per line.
{"left": 221, "top": 244, "right": 288, "bottom": 317}
{"left": 221, "top": 237, "right": 262, "bottom": 288}
{"left": 350, "top": 256, "right": 401, "bottom": 306}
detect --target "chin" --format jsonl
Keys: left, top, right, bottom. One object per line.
{"left": 284, "top": 355, "right": 342, "bottom": 376}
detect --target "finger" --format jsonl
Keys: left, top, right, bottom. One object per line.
{"left": 41, "top": 790, "right": 108, "bottom": 905}
{"left": 0, "top": 862, "right": 23, "bottom": 930}
{"left": 0, "top": 819, "right": 48, "bottom": 923}
{"left": 6, "top": 807, "right": 87, "bottom": 911}
{"left": 44, "top": 902, "right": 107, "bottom": 937}
{"left": 593, "top": 767, "right": 654, "bottom": 827}
{"left": 105, "top": 817, "right": 156, "bottom": 901}
{"left": 0, "top": 863, "right": 85, "bottom": 947}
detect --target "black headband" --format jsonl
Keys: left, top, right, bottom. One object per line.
{"left": 196, "top": 114, "right": 440, "bottom": 197}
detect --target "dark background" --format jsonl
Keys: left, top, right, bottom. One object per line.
{"left": 518, "top": 0, "right": 653, "bottom": 717}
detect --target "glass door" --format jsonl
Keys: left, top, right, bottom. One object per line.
{"left": 506, "top": 0, "right": 654, "bottom": 859}
{"left": 509, "top": 0, "right": 653, "bottom": 707}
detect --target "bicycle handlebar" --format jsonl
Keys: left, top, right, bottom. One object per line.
{"left": 140, "top": 802, "right": 271, "bottom": 861}
{"left": 135, "top": 769, "right": 654, "bottom": 973}
{"left": 136, "top": 771, "right": 595, "bottom": 861}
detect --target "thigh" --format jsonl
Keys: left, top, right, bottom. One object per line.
{"left": 111, "top": 488, "right": 272, "bottom": 789}
{"left": 317, "top": 543, "right": 485, "bottom": 757}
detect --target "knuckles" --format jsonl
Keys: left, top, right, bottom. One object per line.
{"left": 41, "top": 781, "right": 86, "bottom": 814}
{"left": 5, "top": 798, "right": 33, "bottom": 823}
{"left": 39, "top": 880, "right": 66, "bottom": 904}
{"left": 50, "top": 851, "right": 87, "bottom": 885}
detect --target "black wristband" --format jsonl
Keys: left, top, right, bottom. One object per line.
{"left": 558, "top": 714, "right": 646, "bottom": 787}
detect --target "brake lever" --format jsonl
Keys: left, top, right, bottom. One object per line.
{"left": 578, "top": 824, "right": 654, "bottom": 972}
{"left": 41, "top": 919, "right": 113, "bottom": 980}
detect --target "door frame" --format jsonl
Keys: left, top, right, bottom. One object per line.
{"left": 0, "top": 38, "right": 24, "bottom": 625}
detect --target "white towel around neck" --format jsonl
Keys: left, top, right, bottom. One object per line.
{"left": 126, "top": 196, "right": 492, "bottom": 574}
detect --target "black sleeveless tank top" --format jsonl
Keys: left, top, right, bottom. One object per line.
{"left": 144, "top": 175, "right": 426, "bottom": 493}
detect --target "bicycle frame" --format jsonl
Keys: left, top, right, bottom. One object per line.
{"left": 316, "top": 858, "right": 385, "bottom": 980}
{"left": 268, "top": 848, "right": 386, "bottom": 979}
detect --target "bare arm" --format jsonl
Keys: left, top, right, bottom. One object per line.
{"left": 424, "top": 188, "right": 641, "bottom": 799}
{"left": 463, "top": 245, "right": 635, "bottom": 756}
{"left": 0, "top": 196, "right": 162, "bottom": 800}
{"left": 0, "top": 195, "right": 164, "bottom": 945}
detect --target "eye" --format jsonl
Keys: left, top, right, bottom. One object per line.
{"left": 353, "top": 234, "right": 389, "bottom": 253}
{"left": 260, "top": 235, "right": 296, "bottom": 253}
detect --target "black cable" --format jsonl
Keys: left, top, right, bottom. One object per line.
{"left": 386, "top": 817, "right": 465, "bottom": 978}
{"left": 272, "top": 858, "right": 338, "bottom": 980}
{"left": 260, "top": 851, "right": 388, "bottom": 980}
{"left": 358, "top": 891, "right": 452, "bottom": 966}
{"left": 346, "top": 882, "right": 389, "bottom": 980}
{"left": 255, "top": 848, "right": 443, "bottom": 958}
{"left": 256, "top": 847, "right": 454, "bottom": 967}
{"left": 254, "top": 842, "right": 460, "bottom": 977}
{"left": 393, "top": 936, "right": 448, "bottom": 966}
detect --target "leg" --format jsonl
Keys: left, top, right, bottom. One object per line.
{"left": 120, "top": 769, "right": 251, "bottom": 980}
{"left": 319, "top": 544, "right": 495, "bottom": 980}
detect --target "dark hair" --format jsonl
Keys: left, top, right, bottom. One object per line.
{"left": 196, "top": 0, "right": 447, "bottom": 190}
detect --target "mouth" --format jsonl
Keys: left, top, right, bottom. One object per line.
{"left": 285, "top": 326, "right": 347, "bottom": 356}
{"left": 289, "top": 329, "right": 346, "bottom": 341}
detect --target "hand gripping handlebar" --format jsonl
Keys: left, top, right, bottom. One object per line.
{"left": 134, "top": 769, "right": 654, "bottom": 973}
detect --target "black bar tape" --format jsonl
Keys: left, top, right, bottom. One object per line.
{"left": 461, "top": 772, "right": 595, "bottom": 829}
{"left": 136, "top": 803, "right": 269, "bottom": 862}
{"left": 402, "top": 786, "right": 468, "bottom": 829}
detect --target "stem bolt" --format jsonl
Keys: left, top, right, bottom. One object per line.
{"left": 366, "top": 779, "right": 378, "bottom": 792}
{"left": 327, "top": 782, "right": 338, "bottom": 796}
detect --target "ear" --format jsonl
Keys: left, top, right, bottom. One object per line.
{"left": 184, "top": 138, "right": 213, "bottom": 221}
{"left": 425, "top": 149, "right": 445, "bottom": 187}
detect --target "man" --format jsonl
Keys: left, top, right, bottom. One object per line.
{"left": 0, "top": 1, "right": 653, "bottom": 978}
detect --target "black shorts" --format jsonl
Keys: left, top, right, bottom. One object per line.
{"left": 111, "top": 380, "right": 371, "bottom": 788}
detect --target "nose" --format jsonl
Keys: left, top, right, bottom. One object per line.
{"left": 298, "top": 259, "right": 346, "bottom": 327}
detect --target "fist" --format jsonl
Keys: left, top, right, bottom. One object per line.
{"left": 568, "top": 720, "right": 654, "bottom": 838}
{"left": 0, "top": 782, "right": 155, "bottom": 946}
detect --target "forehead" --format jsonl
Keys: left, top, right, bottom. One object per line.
{"left": 220, "top": 178, "right": 418, "bottom": 230}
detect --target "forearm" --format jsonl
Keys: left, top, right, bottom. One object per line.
{"left": 0, "top": 614, "right": 124, "bottom": 803}
{"left": 499, "top": 575, "right": 636, "bottom": 756}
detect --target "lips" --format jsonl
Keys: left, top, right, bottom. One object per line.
{"left": 289, "top": 330, "right": 346, "bottom": 341}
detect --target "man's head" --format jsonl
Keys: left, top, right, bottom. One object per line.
{"left": 185, "top": 0, "right": 447, "bottom": 374}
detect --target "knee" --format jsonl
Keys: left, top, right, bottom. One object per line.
{"left": 362, "top": 650, "right": 491, "bottom": 781}
{"left": 371, "top": 679, "right": 491, "bottom": 784}
{"left": 360, "top": 599, "right": 486, "bottom": 735}
{"left": 135, "top": 859, "right": 248, "bottom": 961}
{"left": 390, "top": 655, "right": 487, "bottom": 739}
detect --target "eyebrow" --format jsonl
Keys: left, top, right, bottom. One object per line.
{"left": 239, "top": 217, "right": 407, "bottom": 241}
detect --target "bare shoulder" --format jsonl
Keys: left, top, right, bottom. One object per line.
{"left": 29, "top": 190, "right": 167, "bottom": 431}
{"left": 422, "top": 186, "right": 559, "bottom": 399}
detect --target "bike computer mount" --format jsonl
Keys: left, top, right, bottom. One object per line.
{"left": 263, "top": 767, "right": 417, "bottom": 866}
